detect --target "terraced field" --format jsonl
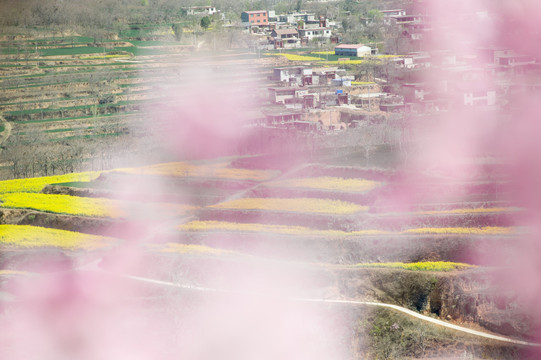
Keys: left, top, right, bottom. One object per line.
{"left": 0, "top": 33, "right": 269, "bottom": 179}
{"left": 0, "top": 32, "right": 536, "bottom": 360}
{"left": 0, "top": 150, "right": 535, "bottom": 359}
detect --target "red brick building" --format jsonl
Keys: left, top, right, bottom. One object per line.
{"left": 241, "top": 10, "right": 269, "bottom": 26}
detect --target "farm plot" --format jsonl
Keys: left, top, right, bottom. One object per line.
{"left": 266, "top": 176, "right": 381, "bottom": 193}
{"left": 179, "top": 220, "right": 388, "bottom": 237}
{"left": 115, "top": 162, "right": 280, "bottom": 181}
{"left": 0, "top": 171, "right": 101, "bottom": 193}
{"left": 0, "top": 34, "right": 212, "bottom": 179}
{"left": 0, "top": 192, "right": 195, "bottom": 219}
{"left": 209, "top": 197, "right": 368, "bottom": 215}
{"left": 0, "top": 224, "right": 117, "bottom": 250}
{"left": 177, "top": 220, "right": 515, "bottom": 238}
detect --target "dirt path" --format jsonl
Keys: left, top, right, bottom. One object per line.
{"left": 117, "top": 271, "right": 541, "bottom": 348}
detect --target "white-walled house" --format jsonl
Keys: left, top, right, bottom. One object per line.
{"left": 298, "top": 27, "right": 332, "bottom": 41}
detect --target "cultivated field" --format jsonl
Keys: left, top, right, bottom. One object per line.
{"left": 0, "top": 30, "right": 536, "bottom": 359}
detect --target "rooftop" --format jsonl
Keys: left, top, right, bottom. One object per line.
{"left": 381, "top": 9, "right": 405, "bottom": 13}
{"left": 273, "top": 28, "right": 299, "bottom": 35}
{"left": 335, "top": 44, "right": 368, "bottom": 49}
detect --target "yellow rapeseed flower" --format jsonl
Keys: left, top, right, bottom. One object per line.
{"left": 116, "top": 162, "right": 278, "bottom": 181}
{"left": 402, "top": 227, "right": 513, "bottom": 235}
{"left": 0, "top": 224, "right": 116, "bottom": 250}
{"left": 268, "top": 176, "right": 380, "bottom": 192}
{"left": 0, "top": 172, "right": 101, "bottom": 194}
{"left": 0, "top": 193, "right": 195, "bottom": 218}
{"left": 417, "top": 207, "right": 518, "bottom": 215}
{"left": 179, "top": 220, "right": 388, "bottom": 237}
{"left": 354, "top": 261, "right": 475, "bottom": 271}
{"left": 265, "top": 53, "right": 323, "bottom": 62}
{"left": 152, "top": 243, "right": 238, "bottom": 256}
{"left": 210, "top": 197, "right": 367, "bottom": 214}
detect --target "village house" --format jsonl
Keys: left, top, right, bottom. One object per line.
{"left": 241, "top": 10, "right": 269, "bottom": 27}
{"left": 185, "top": 6, "right": 217, "bottom": 16}
{"left": 312, "top": 67, "right": 340, "bottom": 85}
{"left": 278, "top": 13, "right": 317, "bottom": 24}
{"left": 381, "top": 9, "right": 406, "bottom": 25}
{"left": 268, "top": 87, "right": 316, "bottom": 104}
{"left": 271, "top": 28, "right": 300, "bottom": 48}
{"left": 270, "top": 67, "right": 314, "bottom": 85}
{"left": 298, "top": 27, "right": 332, "bottom": 42}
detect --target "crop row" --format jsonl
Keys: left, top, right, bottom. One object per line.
{"left": 152, "top": 243, "right": 238, "bottom": 256}
{"left": 416, "top": 207, "right": 518, "bottom": 215}
{"left": 179, "top": 220, "right": 514, "bottom": 236}
{"left": 209, "top": 197, "right": 368, "bottom": 215}
{"left": 179, "top": 221, "right": 386, "bottom": 236}
{"left": 0, "top": 192, "right": 194, "bottom": 218}
{"left": 116, "top": 162, "right": 280, "bottom": 181}
{"left": 267, "top": 176, "right": 380, "bottom": 192}
{"left": 354, "top": 261, "right": 475, "bottom": 272}
{"left": 0, "top": 171, "right": 101, "bottom": 193}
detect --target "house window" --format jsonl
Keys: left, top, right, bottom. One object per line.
{"left": 257, "top": 20, "right": 260, "bottom": 23}
{"left": 250, "top": 14, "right": 254, "bottom": 17}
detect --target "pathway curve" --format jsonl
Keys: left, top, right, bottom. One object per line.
{"left": 117, "top": 271, "right": 541, "bottom": 348}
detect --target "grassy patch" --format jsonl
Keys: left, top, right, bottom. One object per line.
{"left": 209, "top": 197, "right": 368, "bottom": 215}
{"left": 51, "top": 181, "right": 102, "bottom": 189}
{"left": 355, "top": 261, "right": 475, "bottom": 272}
{"left": 417, "top": 207, "right": 518, "bottom": 215}
{"left": 116, "top": 162, "right": 279, "bottom": 181}
{"left": 0, "top": 224, "right": 115, "bottom": 250}
{"left": 152, "top": 243, "right": 238, "bottom": 256}
{"left": 179, "top": 220, "right": 387, "bottom": 237}
{"left": 268, "top": 176, "right": 380, "bottom": 192}
{"left": 402, "top": 227, "right": 513, "bottom": 235}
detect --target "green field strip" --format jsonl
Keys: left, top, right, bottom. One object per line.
{"left": 2, "top": 71, "right": 140, "bottom": 90}
{"left": 128, "top": 40, "right": 183, "bottom": 47}
{"left": 50, "top": 132, "right": 125, "bottom": 142}
{"left": 11, "top": 111, "right": 139, "bottom": 124}
{"left": 5, "top": 100, "right": 140, "bottom": 117}
{"left": 44, "top": 126, "right": 96, "bottom": 134}
{"left": 3, "top": 66, "right": 138, "bottom": 81}
{"left": 0, "top": 58, "right": 86, "bottom": 63}
{"left": 114, "top": 46, "right": 179, "bottom": 56}
{"left": 37, "top": 63, "right": 138, "bottom": 70}
{"left": 0, "top": 36, "right": 95, "bottom": 45}
{"left": 51, "top": 181, "right": 105, "bottom": 189}
{"left": 1, "top": 93, "right": 107, "bottom": 107}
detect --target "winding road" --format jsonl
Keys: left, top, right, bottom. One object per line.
{"left": 119, "top": 272, "right": 541, "bottom": 348}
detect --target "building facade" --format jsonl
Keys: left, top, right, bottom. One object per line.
{"left": 241, "top": 11, "right": 269, "bottom": 26}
